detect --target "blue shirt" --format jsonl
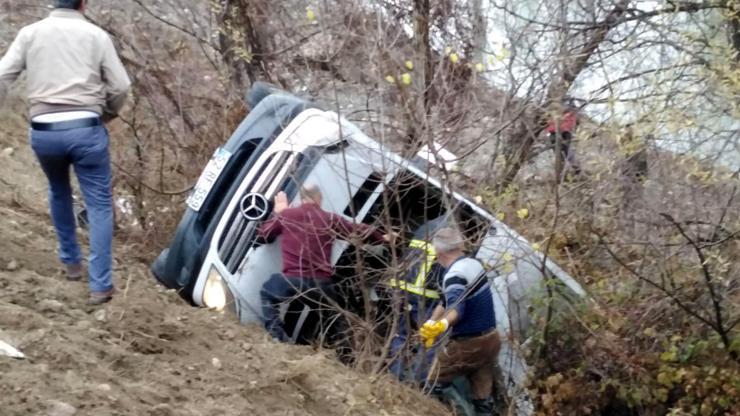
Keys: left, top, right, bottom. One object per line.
{"left": 442, "top": 257, "right": 495, "bottom": 338}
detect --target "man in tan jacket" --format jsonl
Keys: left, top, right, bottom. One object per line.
{"left": 0, "top": 0, "right": 131, "bottom": 304}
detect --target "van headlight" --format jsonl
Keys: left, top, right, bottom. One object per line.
{"left": 203, "top": 267, "right": 228, "bottom": 311}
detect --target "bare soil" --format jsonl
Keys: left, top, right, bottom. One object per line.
{"left": 0, "top": 115, "right": 446, "bottom": 416}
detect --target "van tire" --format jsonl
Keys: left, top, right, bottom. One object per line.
{"left": 246, "top": 82, "right": 283, "bottom": 109}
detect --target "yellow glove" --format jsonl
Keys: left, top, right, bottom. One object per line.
{"left": 419, "top": 319, "right": 449, "bottom": 348}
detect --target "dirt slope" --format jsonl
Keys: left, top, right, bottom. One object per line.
{"left": 0, "top": 118, "right": 446, "bottom": 416}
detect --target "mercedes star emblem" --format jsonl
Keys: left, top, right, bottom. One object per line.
{"left": 239, "top": 192, "right": 270, "bottom": 221}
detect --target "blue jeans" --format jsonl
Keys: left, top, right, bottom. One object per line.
{"left": 30, "top": 125, "right": 114, "bottom": 293}
{"left": 390, "top": 294, "right": 437, "bottom": 382}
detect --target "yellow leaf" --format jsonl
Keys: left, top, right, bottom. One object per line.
{"left": 503, "top": 253, "right": 514, "bottom": 262}
{"left": 449, "top": 53, "right": 459, "bottom": 64}
{"left": 405, "top": 60, "right": 414, "bottom": 70}
{"left": 306, "top": 8, "right": 316, "bottom": 23}
{"left": 660, "top": 348, "right": 678, "bottom": 362}
{"left": 532, "top": 243, "right": 541, "bottom": 251}
{"left": 474, "top": 195, "right": 483, "bottom": 204}
{"left": 657, "top": 371, "right": 674, "bottom": 387}
{"left": 517, "top": 208, "right": 529, "bottom": 219}
{"left": 475, "top": 63, "right": 485, "bottom": 72}
{"left": 400, "top": 73, "right": 412, "bottom": 85}
{"left": 654, "top": 388, "right": 668, "bottom": 403}
{"left": 385, "top": 75, "right": 396, "bottom": 84}
{"left": 496, "top": 212, "right": 505, "bottom": 221}
{"left": 673, "top": 368, "right": 687, "bottom": 383}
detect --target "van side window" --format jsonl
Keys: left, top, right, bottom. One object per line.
{"left": 344, "top": 172, "right": 384, "bottom": 218}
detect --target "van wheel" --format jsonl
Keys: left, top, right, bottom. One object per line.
{"left": 246, "top": 82, "right": 282, "bottom": 109}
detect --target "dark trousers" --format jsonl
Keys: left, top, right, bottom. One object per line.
{"left": 389, "top": 294, "right": 437, "bottom": 382}
{"left": 549, "top": 131, "right": 581, "bottom": 175}
{"left": 260, "top": 273, "right": 336, "bottom": 342}
{"left": 30, "top": 125, "right": 114, "bottom": 293}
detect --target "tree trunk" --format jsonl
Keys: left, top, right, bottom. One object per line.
{"left": 496, "top": 0, "right": 631, "bottom": 192}
{"left": 405, "top": 0, "right": 433, "bottom": 155}
{"left": 728, "top": 1, "right": 740, "bottom": 62}
{"left": 217, "top": 0, "right": 271, "bottom": 95}
{"left": 469, "top": 0, "right": 487, "bottom": 64}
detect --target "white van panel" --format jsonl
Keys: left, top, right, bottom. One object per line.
{"left": 233, "top": 142, "right": 379, "bottom": 322}
{"left": 235, "top": 243, "right": 283, "bottom": 323}
{"left": 477, "top": 229, "right": 549, "bottom": 339}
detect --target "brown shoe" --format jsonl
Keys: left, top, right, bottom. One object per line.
{"left": 65, "top": 264, "right": 83, "bottom": 281}
{"left": 89, "top": 287, "right": 116, "bottom": 305}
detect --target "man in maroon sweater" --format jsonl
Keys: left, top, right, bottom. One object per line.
{"left": 259, "top": 185, "right": 387, "bottom": 342}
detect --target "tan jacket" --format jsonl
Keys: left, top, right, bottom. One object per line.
{"left": 0, "top": 9, "right": 131, "bottom": 118}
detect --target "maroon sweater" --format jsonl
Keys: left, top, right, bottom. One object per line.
{"left": 258, "top": 203, "right": 385, "bottom": 279}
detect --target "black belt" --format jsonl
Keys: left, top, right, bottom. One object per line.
{"left": 31, "top": 117, "right": 101, "bottom": 131}
{"left": 451, "top": 328, "right": 496, "bottom": 341}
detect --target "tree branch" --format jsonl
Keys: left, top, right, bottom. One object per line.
{"left": 595, "top": 230, "right": 718, "bottom": 331}
{"left": 659, "top": 213, "right": 733, "bottom": 353}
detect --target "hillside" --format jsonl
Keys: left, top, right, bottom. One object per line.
{"left": 2, "top": 1, "right": 739, "bottom": 414}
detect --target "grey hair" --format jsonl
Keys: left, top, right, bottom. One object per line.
{"left": 54, "top": 0, "right": 83, "bottom": 9}
{"left": 432, "top": 227, "right": 465, "bottom": 254}
{"left": 300, "top": 184, "right": 322, "bottom": 204}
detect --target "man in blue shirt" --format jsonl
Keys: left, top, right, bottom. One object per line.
{"left": 420, "top": 227, "right": 500, "bottom": 415}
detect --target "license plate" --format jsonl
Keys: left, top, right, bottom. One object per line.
{"left": 186, "top": 147, "right": 232, "bottom": 212}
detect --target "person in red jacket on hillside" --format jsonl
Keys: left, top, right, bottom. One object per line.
{"left": 546, "top": 101, "right": 582, "bottom": 177}
{"left": 258, "top": 185, "right": 389, "bottom": 342}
